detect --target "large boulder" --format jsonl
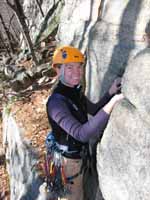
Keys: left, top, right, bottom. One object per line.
{"left": 123, "top": 49, "right": 150, "bottom": 125}
{"left": 97, "top": 48, "right": 150, "bottom": 200}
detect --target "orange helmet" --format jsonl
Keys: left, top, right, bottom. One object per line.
{"left": 52, "top": 45, "right": 85, "bottom": 67}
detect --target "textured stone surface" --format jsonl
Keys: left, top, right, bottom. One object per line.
{"left": 97, "top": 102, "right": 150, "bottom": 200}
{"left": 48, "top": 0, "right": 150, "bottom": 200}
{"left": 86, "top": 0, "right": 150, "bottom": 101}
{"left": 93, "top": 1, "right": 150, "bottom": 200}
{"left": 3, "top": 111, "right": 44, "bottom": 200}
{"left": 123, "top": 48, "right": 150, "bottom": 125}
{"left": 97, "top": 49, "right": 150, "bottom": 200}
{"left": 56, "top": 0, "right": 101, "bottom": 51}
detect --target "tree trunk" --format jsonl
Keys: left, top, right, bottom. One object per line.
{"left": 16, "top": 12, "right": 38, "bottom": 65}
{"left": 6, "top": 0, "right": 38, "bottom": 65}
{"left": 8, "top": 14, "right": 20, "bottom": 43}
{"left": 0, "top": 31, "right": 11, "bottom": 56}
{"left": 0, "top": 14, "right": 15, "bottom": 54}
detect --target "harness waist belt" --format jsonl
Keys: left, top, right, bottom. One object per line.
{"left": 62, "top": 151, "right": 81, "bottom": 159}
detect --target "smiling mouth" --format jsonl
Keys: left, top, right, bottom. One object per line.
{"left": 73, "top": 78, "right": 80, "bottom": 81}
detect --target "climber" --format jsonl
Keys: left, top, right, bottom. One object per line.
{"left": 46, "top": 45, "right": 124, "bottom": 200}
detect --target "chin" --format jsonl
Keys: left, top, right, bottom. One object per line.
{"left": 72, "top": 82, "right": 80, "bottom": 86}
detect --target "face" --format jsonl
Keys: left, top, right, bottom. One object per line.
{"left": 57, "top": 62, "right": 83, "bottom": 87}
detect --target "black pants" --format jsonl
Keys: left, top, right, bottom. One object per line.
{"left": 82, "top": 141, "right": 105, "bottom": 200}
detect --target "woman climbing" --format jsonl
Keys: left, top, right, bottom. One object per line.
{"left": 45, "top": 45, "right": 124, "bottom": 200}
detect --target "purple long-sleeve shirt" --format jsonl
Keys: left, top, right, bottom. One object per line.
{"left": 47, "top": 92, "right": 112, "bottom": 143}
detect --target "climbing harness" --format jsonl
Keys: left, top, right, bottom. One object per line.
{"left": 43, "top": 132, "right": 84, "bottom": 199}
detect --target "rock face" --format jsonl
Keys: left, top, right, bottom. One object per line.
{"left": 57, "top": 0, "right": 150, "bottom": 200}
{"left": 123, "top": 49, "right": 150, "bottom": 125}
{"left": 86, "top": 0, "right": 150, "bottom": 100}
{"left": 97, "top": 49, "right": 150, "bottom": 200}
{"left": 56, "top": 0, "right": 100, "bottom": 51}
{"left": 3, "top": 111, "right": 43, "bottom": 200}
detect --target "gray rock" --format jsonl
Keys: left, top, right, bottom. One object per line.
{"left": 97, "top": 98, "right": 150, "bottom": 200}
{"left": 3, "top": 111, "right": 44, "bottom": 200}
{"left": 123, "top": 48, "right": 150, "bottom": 125}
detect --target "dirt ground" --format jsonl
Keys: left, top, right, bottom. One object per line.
{"left": 0, "top": 86, "right": 52, "bottom": 200}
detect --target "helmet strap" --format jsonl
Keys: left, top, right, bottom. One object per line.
{"left": 59, "top": 64, "right": 67, "bottom": 85}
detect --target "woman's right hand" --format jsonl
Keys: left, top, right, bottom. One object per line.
{"left": 112, "top": 93, "right": 124, "bottom": 103}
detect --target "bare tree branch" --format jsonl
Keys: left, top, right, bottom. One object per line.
{"left": 6, "top": 0, "right": 38, "bottom": 65}
{"left": 5, "top": 0, "right": 16, "bottom": 11}
{"left": 0, "top": 31, "right": 11, "bottom": 56}
{"left": 8, "top": 13, "right": 15, "bottom": 30}
{"left": 0, "top": 13, "right": 15, "bottom": 54}
{"left": 35, "top": 0, "right": 44, "bottom": 17}
{"left": 8, "top": 14, "right": 20, "bottom": 43}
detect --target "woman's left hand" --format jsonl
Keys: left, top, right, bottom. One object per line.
{"left": 109, "top": 77, "right": 122, "bottom": 95}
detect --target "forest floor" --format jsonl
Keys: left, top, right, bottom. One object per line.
{"left": 0, "top": 84, "right": 52, "bottom": 200}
